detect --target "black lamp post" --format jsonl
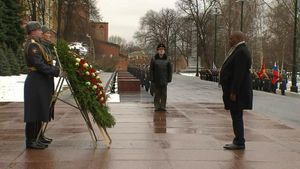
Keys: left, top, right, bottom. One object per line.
{"left": 291, "top": 0, "right": 299, "bottom": 93}
{"left": 213, "top": 8, "right": 219, "bottom": 68}
{"left": 237, "top": 0, "right": 246, "bottom": 31}
{"left": 196, "top": 31, "right": 200, "bottom": 77}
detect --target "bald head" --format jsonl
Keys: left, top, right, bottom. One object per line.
{"left": 229, "top": 31, "right": 246, "bottom": 47}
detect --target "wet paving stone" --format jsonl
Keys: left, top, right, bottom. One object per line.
{"left": 1, "top": 83, "right": 300, "bottom": 169}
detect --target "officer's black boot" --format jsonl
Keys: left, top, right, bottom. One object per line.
{"left": 40, "top": 134, "right": 52, "bottom": 144}
{"left": 35, "top": 122, "right": 49, "bottom": 148}
{"left": 25, "top": 122, "right": 46, "bottom": 149}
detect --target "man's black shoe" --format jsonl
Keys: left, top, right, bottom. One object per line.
{"left": 223, "top": 143, "right": 245, "bottom": 150}
{"left": 26, "top": 141, "right": 47, "bottom": 149}
{"left": 155, "top": 109, "right": 160, "bottom": 112}
{"left": 160, "top": 108, "right": 166, "bottom": 111}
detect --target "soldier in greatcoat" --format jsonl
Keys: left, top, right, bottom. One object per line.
{"left": 24, "top": 21, "right": 60, "bottom": 149}
{"left": 149, "top": 44, "right": 172, "bottom": 111}
{"left": 39, "top": 25, "right": 58, "bottom": 143}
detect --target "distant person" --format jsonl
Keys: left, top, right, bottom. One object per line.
{"left": 219, "top": 31, "right": 253, "bottom": 150}
{"left": 149, "top": 43, "right": 172, "bottom": 111}
{"left": 24, "top": 21, "right": 60, "bottom": 149}
{"left": 279, "top": 70, "right": 288, "bottom": 95}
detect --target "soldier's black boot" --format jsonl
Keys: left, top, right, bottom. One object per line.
{"left": 43, "top": 135, "right": 53, "bottom": 141}
{"left": 25, "top": 122, "right": 46, "bottom": 149}
{"left": 37, "top": 140, "right": 49, "bottom": 147}
{"left": 39, "top": 136, "right": 52, "bottom": 144}
{"left": 41, "top": 133, "right": 53, "bottom": 143}
{"left": 26, "top": 141, "right": 47, "bottom": 149}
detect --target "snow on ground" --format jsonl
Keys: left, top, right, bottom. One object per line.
{"left": 107, "top": 93, "right": 120, "bottom": 102}
{"left": 179, "top": 73, "right": 300, "bottom": 95}
{"left": 179, "top": 72, "right": 197, "bottom": 77}
{"left": 2, "top": 73, "right": 299, "bottom": 102}
{"left": 0, "top": 74, "right": 120, "bottom": 103}
{"left": 0, "top": 75, "right": 67, "bottom": 102}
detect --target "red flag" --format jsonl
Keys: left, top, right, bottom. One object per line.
{"left": 272, "top": 62, "right": 280, "bottom": 84}
{"left": 259, "top": 64, "right": 265, "bottom": 79}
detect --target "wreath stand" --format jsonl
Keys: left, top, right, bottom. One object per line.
{"left": 36, "top": 50, "right": 112, "bottom": 149}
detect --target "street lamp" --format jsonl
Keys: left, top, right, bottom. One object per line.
{"left": 291, "top": 0, "right": 298, "bottom": 93}
{"left": 212, "top": 7, "right": 220, "bottom": 68}
{"left": 196, "top": 34, "right": 199, "bottom": 77}
{"left": 236, "top": 0, "right": 246, "bottom": 31}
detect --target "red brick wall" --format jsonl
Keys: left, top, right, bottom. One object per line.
{"left": 90, "top": 22, "right": 108, "bottom": 41}
{"left": 116, "top": 58, "right": 129, "bottom": 70}
{"left": 94, "top": 40, "right": 120, "bottom": 58}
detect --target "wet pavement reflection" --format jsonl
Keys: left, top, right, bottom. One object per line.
{"left": 153, "top": 111, "right": 166, "bottom": 133}
{"left": 1, "top": 89, "right": 300, "bottom": 169}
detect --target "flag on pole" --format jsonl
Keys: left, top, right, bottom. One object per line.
{"left": 272, "top": 62, "right": 280, "bottom": 84}
{"left": 259, "top": 63, "right": 265, "bottom": 79}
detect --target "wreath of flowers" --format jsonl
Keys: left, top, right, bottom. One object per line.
{"left": 75, "top": 57, "right": 106, "bottom": 106}
{"left": 56, "top": 40, "right": 115, "bottom": 128}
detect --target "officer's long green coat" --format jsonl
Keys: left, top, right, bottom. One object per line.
{"left": 24, "top": 37, "right": 59, "bottom": 122}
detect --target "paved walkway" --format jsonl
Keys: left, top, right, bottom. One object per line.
{"left": 1, "top": 74, "right": 300, "bottom": 169}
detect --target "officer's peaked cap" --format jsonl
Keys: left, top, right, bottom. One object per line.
{"left": 157, "top": 43, "right": 166, "bottom": 50}
{"left": 26, "top": 21, "right": 41, "bottom": 34}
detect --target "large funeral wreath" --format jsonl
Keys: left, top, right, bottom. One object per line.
{"left": 56, "top": 40, "right": 115, "bottom": 128}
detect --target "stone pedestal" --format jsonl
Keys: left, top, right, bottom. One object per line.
{"left": 118, "top": 71, "right": 140, "bottom": 92}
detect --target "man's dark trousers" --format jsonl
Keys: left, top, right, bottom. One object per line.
{"left": 154, "top": 85, "right": 167, "bottom": 110}
{"left": 230, "top": 109, "right": 245, "bottom": 146}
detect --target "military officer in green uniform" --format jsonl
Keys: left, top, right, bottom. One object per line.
{"left": 149, "top": 44, "right": 172, "bottom": 111}
{"left": 24, "top": 21, "right": 60, "bottom": 149}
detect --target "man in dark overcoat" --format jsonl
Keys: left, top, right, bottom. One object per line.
{"left": 149, "top": 43, "right": 172, "bottom": 111}
{"left": 219, "top": 31, "right": 253, "bottom": 150}
{"left": 24, "top": 21, "right": 60, "bottom": 149}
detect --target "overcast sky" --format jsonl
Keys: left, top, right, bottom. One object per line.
{"left": 96, "top": 0, "right": 177, "bottom": 42}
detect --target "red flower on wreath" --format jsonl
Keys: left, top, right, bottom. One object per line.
{"left": 75, "top": 57, "right": 106, "bottom": 106}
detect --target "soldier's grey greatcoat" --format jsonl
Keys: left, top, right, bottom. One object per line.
{"left": 40, "top": 39, "right": 56, "bottom": 120}
{"left": 24, "top": 36, "right": 59, "bottom": 123}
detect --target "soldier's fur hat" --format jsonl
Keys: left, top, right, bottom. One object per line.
{"left": 41, "top": 25, "right": 50, "bottom": 33}
{"left": 25, "top": 21, "right": 41, "bottom": 34}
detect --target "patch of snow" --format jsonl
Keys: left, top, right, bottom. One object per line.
{"left": 0, "top": 75, "right": 67, "bottom": 102}
{"left": 107, "top": 93, "right": 120, "bottom": 103}
{"left": 179, "top": 73, "right": 196, "bottom": 77}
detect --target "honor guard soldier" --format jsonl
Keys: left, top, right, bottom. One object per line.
{"left": 24, "top": 21, "right": 60, "bottom": 149}
{"left": 149, "top": 43, "right": 172, "bottom": 111}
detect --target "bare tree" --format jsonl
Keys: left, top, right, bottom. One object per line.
{"left": 134, "top": 8, "right": 181, "bottom": 59}
{"left": 109, "top": 35, "right": 129, "bottom": 54}
{"left": 176, "top": 17, "right": 193, "bottom": 66}
{"left": 263, "top": 0, "right": 294, "bottom": 70}
{"left": 89, "top": 0, "right": 102, "bottom": 21}
{"left": 176, "top": 0, "right": 217, "bottom": 68}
